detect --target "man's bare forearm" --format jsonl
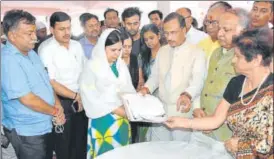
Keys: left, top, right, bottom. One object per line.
{"left": 50, "top": 80, "right": 76, "bottom": 99}
{"left": 19, "top": 92, "right": 55, "bottom": 116}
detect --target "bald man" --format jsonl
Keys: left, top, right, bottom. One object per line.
{"left": 176, "top": 7, "right": 208, "bottom": 45}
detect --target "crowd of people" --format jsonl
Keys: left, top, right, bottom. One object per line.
{"left": 1, "top": 1, "right": 273, "bottom": 159}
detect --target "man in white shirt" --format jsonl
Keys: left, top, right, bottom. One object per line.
{"left": 139, "top": 12, "right": 207, "bottom": 141}
{"left": 38, "top": 12, "right": 87, "bottom": 159}
{"left": 176, "top": 7, "right": 208, "bottom": 45}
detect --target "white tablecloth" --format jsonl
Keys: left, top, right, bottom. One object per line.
{"left": 96, "top": 133, "right": 234, "bottom": 159}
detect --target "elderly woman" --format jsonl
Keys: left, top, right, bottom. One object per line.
{"left": 79, "top": 29, "right": 136, "bottom": 158}
{"left": 165, "top": 29, "right": 273, "bottom": 159}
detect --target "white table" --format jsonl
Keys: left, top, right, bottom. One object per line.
{"left": 95, "top": 133, "right": 234, "bottom": 159}
{"left": 95, "top": 141, "right": 187, "bottom": 159}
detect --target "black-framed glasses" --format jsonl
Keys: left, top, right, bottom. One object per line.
{"left": 204, "top": 20, "right": 219, "bottom": 27}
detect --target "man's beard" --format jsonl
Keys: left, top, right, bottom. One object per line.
{"left": 128, "top": 30, "right": 138, "bottom": 36}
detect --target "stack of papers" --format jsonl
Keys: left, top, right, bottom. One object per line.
{"left": 120, "top": 93, "right": 167, "bottom": 123}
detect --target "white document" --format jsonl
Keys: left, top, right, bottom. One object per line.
{"left": 120, "top": 93, "right": 167, "bottom": 123}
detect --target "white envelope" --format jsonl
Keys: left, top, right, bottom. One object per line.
{"left": 120, "top": 93, "right": 167, "bottom": 123}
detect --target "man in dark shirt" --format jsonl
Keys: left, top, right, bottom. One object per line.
{"left": 122, "top": 7, "right": 142, "bottom": 58}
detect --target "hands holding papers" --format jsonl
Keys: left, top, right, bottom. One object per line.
{"left": 120, "top": 93, "right": 167, "bottom": 123}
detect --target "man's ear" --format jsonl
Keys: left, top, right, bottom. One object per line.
{"left": 50, "top": 27, "right": 54, "bottom": 35}
{"left": 8, "top": 31, "right": 15, "bottom": 42}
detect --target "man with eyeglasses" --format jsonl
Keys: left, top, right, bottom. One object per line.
{"left": 198, "top": 1, "right": 232, "bottom": 65}
{"left": 139, "top": 12, "right": 206, "bottom": 142}
{"left": 193, "top": 8, "right": 250, "bottom": 142}
{"left": 176, "top": 7, "right": 208, "bottom": 45}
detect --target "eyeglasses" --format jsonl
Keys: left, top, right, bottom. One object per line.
{"left": 204, "top": 20, "right": 219, "bottom": 27}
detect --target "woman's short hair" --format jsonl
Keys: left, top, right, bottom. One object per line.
{"left": 105, "top": 30, "right": 122, "bottom": 47}
{"left": 233, "top": 28, "right": 273, "bottom": 66}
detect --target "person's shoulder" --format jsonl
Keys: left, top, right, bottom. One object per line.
{"left": 210, "top": 47, "right": 223, "bottom": 57}
{"left": 70, "top": 39, "right": 83, "bottom": 48}
{"left": 157, "top": 44, "right": 170, "bottom": 56}
{"left": 159, "top": 44, "right": 170, "bottom": 51}
{"left": 38, "top": 37, "right": 55, "bottom": 52}
{"left": 229, "top": 75, "right": 245, "bottom": 85}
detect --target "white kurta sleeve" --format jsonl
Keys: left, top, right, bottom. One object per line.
{"left": 184, "top": 49, "right": 207, "bottom": 102}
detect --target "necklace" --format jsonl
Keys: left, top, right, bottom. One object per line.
{"left": 240, "top": 73, "right": 269, "bottom": 106}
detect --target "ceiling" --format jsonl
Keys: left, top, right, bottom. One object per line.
{"left": 1, "top": 1, "right": 125, "bottom": 16}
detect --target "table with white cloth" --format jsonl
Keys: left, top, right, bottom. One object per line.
{"left": 96, "top": 132, "right": 234, "bottom": 159}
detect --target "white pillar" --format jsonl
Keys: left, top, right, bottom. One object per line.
{"left": 157, "top": 1, "right": 170, "bottom": 18}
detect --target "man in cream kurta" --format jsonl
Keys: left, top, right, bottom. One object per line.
{"left": 139, "top": 12, "right": 207, "bottom": 141}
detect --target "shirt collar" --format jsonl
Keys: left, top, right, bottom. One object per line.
{"left": 222, "top": 47, "right": 234, "bottom": 55}
{"left": 187, "top": 26, "right": 194, "bottom": 36}
{"left": 83, "top": 36, "right": 93, "bottom": 45}
{"left": 5, "top": 41, "right": 32, "bottom": 56}
{"left": 51, "top": 36, "right": 72, "bottom": 49}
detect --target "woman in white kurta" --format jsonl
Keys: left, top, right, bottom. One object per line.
{"left": 79, "top": 29, "right": 136, "bottom": 159}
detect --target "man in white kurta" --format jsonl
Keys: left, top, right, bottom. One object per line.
{"left": 139, "top": 12, "right": 207, "bottom": 141}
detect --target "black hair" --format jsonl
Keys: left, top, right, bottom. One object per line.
{"left": 100, "top": 20, "right": 105, "bottom": 26}
{"left": 3, "top": 9, "right": 36, "bottom": 36}
{"left": 118, "top": 27, "right": 132, "bottom": 42}
{"left": 254, "top": 1, "right": 273, "bottom": 12}
{"left": 104, "top": 8, "right": 119, "bottom": 19}
{"left": 163, "top": 12, "right": 186, "bottom": 28}
{"left": 192, "top": 17, "right": 199, "bottom": 29}
{"left": 209, "top": 1, "right": 232, "bottom": 10}
{"left": 148, "top": 10, "right": 163, "bottom": 20}
{"left": 50, "top": 12, "right": 71, "bottom": 28}
{"left": 233, "top": 28, "right": 273, "bottom": 66}
{"left": 140, "top": 24, "right": 160, "bottom": 81}
{"left": 79, "top": 13, "right": 99, "bottom": 26}
{"left": 105, "top": 30, "right": 122, "bottom": 47}
{"left": 122, "top": 7, "right": 142, "bottom": 22}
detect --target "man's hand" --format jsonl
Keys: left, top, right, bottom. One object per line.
{"left": 224, "top": 137, "right": 239, "bottom": 153}
{"left": 53, "top": 107, "right": 66, "bottom": 125}
{"left": 138, "top": 87, "right": 150, "bottom": 96}
{"left": 193, "top": 108, "right": 206, "bottom": 118}
{"left": 176, "top": 94, "right": 192, "bottom": 113}
{"left": 74, "top": 93, "right": 83, "bottom": 112}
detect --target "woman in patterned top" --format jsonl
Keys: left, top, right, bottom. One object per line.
{"left": 164, "top": 28, "right": 273, "bottom": 159}
{"left": 79, "top": 29, "right": 136, "bottom": 158}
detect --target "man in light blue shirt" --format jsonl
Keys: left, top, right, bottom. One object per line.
{"left": 1, "top": 9, "right": 65, "bottom": 159}
{"left": 79, "top": 13, "right": 100, "bottom": 59}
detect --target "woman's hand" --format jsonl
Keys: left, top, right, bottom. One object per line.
{"left": 164, "top": 116, "right": 192, "bottom": 129}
